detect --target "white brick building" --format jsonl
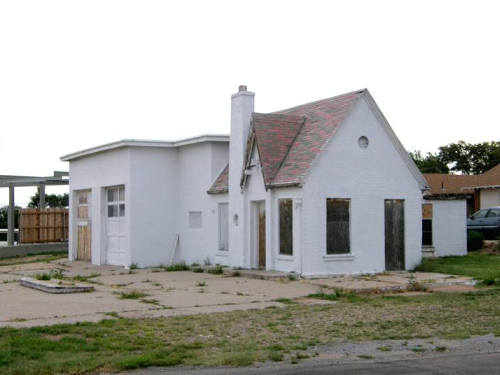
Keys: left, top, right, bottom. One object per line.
{"left": 61, "top": 86, "right": 456, "bottom": 276}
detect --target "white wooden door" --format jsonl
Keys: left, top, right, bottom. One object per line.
{"left": 106, "top": 186, "right": 126, "bottom": 266}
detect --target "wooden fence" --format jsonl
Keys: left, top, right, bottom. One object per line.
{"left": 19, "top": 208, "right": 69, "bottom": 243}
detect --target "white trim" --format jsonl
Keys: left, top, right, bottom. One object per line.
{"left": 323, "top": 254, "right": 355, "bottom": 262}
{"left": 60, "top": 135, "right": 229, "bottom": 161}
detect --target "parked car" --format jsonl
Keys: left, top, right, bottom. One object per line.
{"left": 467, "top": 207, "right": 500, "bottom": 240}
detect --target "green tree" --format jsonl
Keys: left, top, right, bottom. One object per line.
{"left": 28, "top": 188, "right": 69, "bottom": 208}
{"left": 0, "top": 206, "right": 20, "bottom": 229}
{"left": 439, "top": 141, "right": 500, "bottom": 175}
{"left": 409, "top": 150, "right": 449, "bottom": 174}
{"left": 410, "top": 141, "right": 500, "bottom": 175}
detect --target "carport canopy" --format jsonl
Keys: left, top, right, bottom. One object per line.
{"left": 0, "top": 171, "right": 69, "bottom": 246}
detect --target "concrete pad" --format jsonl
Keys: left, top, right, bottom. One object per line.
{"left": 0, "top": 259, "right": 478, "bottom": 327}
{"left": 0, "top": 283, "right": 150, "bottom": 322}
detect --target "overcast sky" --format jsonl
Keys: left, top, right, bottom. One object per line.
{"left": 1, "top": 0, "right": 499, "bottom": 207}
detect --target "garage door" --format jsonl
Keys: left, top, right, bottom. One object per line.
{"left": 106, "top": 186, "right": 126, "bottom": 266}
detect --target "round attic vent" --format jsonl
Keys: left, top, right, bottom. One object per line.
{"left": 358, "top": 136, "right": 369, "bottom": 149}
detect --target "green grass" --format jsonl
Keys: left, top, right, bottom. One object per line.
{"left": 163, "top": 263, "right": 190, "bottom": 272}
{"left": 0, "top": 289, "right": 499, "bottom": 374}
{"left": 34, "top": 269, "right": 64, "bottom": 281}
{"left": 116, "top": 290, "right": 148, "bottom": 300}
{"left": 72, "top": 273, "right": 101, "bottom": 283}
{"left": 207, "top": 265, "right": 224, "bottom": 275}
{"left": 0, "top": 252, "right": 66, "bottom": 267}
{"left": 415, "top": 253, "right": 500, "bottom": 285}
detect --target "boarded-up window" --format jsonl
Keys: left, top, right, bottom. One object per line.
{"left": 326, "top": 199, "right": 350, "bottom": 254}
{"left": 218, "top": 203, "right": 229, "bottom": 251}
{"left": 189, "top": 211, "right": 202, "bottom": 228}
{"left": 279, "top": 199, "right": 293, "bottom": 255}
{"left": 422, "top": 203, "right": 433, "bottom": 246}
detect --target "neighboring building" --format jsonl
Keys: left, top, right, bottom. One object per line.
{"left": 421, "top": 164, "right": 500, "bottom": 257}
{"left": 424, "top": 163, "right": 500, "bottom": 216}
{"left": 470, "top": 164, "right": 500, "bottom": 209}
{"left": 62, "top": 87, "right": 435, "bottom": 276}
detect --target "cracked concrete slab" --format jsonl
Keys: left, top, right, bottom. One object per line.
{"left": 0, "top": 259, "right": 476, "bottom": 328}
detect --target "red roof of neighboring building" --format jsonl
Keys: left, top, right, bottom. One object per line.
{"left": 208, "top": 90, "right": 364, "bottom": 193}
{"left": 423, "top": 163, "right": 500, "bottom": 197}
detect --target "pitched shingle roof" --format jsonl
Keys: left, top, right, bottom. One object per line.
{"left": 423, "top": 174, "right": 478, "bottom": 196}
{"left": 208, "top": 89, "right": 366, "bottom": 193}
{"left": 423, "top": 163, "right": 500, "bottom": 197}
{"left": 207, "top": 164, "right": 229, "bottom": 194}
{"left": 252, "top": 113, "right": 306, "bottom": 186}
{"left": 270, "top": 90, "right": 363, "bottom": 186}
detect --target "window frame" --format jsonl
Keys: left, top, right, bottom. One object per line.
{"left": 422, "top": 219, "right": 433, "bottom": 246}
{"left": 106, "top": 186, "right": 125, "bottom": 218}
{"left": 326, "top": 198, "right": 351, "bottom": 255}
{"left": 278, "top": 198, "right": 293, "bottom": 256}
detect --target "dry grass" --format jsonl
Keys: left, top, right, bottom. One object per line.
{"left": 0, "top": 288, "right": 499, "bottom": 374}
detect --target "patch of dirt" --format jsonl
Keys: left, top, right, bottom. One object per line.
{"left": 429, "top": 284, "right": 476, "bottom": 293}
{"left": 478, "top": 240, "right": 500, "bottom": 254}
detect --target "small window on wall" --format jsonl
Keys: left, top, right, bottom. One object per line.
{"left": 218, "top": 203, "right": 229, "bottom": 251}
{"left": 189, "top": 211, "right": 202, "bottom": 229}
{"left": 422, "top": 203, "right": 433, "bottom": 246}
{"left": 279, "top": 199, "right": 293, "bottom": 255}
{"left": 326, "top": 199, "right": 350, "bottom": 254}
{"left": 107, "top": 186, "right": 125, "bottom": 218}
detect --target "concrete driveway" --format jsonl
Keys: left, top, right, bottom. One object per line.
{"left": 0, "top": 260, "right": 320, "bottom": 328}
{"left": 0, "top": 259, "right": 475, "bottom": 328}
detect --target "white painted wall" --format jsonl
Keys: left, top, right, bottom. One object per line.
{"left": 68, "top": 141, "right": 229, "bottom": 268}
{"left": 426, "top": 199, "right": 467, "bottom": 257}
{"left": 176, "top": 142, "right": 229, "bottom": 266}
{"left": 300, "top": 97, "right": 423, "bottom": 276}
{"left": 480, "top": 188, "right": 500, "bottom": 209}
{"left": 68, "top": 148, "right": 131, "bottom": 266}
{"left": 128, "top": 147, "right": 178, "bottom": 267}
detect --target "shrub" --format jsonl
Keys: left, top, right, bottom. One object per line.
{"left": 468, "top": 230, "right": 485, "bottom": 240}
{"left": 117, "top": 290, "right": 148, "bottom": 299}
{"left": 207, "top": 265, "right": 223, "bottom": 275}
{"left": 164, "top": 263, "right": 190, "bottom": 272}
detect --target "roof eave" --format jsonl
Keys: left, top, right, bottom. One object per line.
{"left": 61, "top": 135, "right": 229, "bottom": 161}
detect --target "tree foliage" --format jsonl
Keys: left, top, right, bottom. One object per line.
{"left": 410, "top": 141, "right": 500, "bottom": 175}
{"left": 409, "top": 150, "right": 449, "bottom": 174}
{"left": 439, "top": 141, "right": 500, "bottom": 175}
{"left": 28, "top": 188, "right": 69, "bottom": 208}
{"left": 0, "top": 206, "right": 20, "bottom": 228}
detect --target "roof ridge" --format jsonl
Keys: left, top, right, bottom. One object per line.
{"left": 272, "top": 89, "right": 366, "bottom": 114}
